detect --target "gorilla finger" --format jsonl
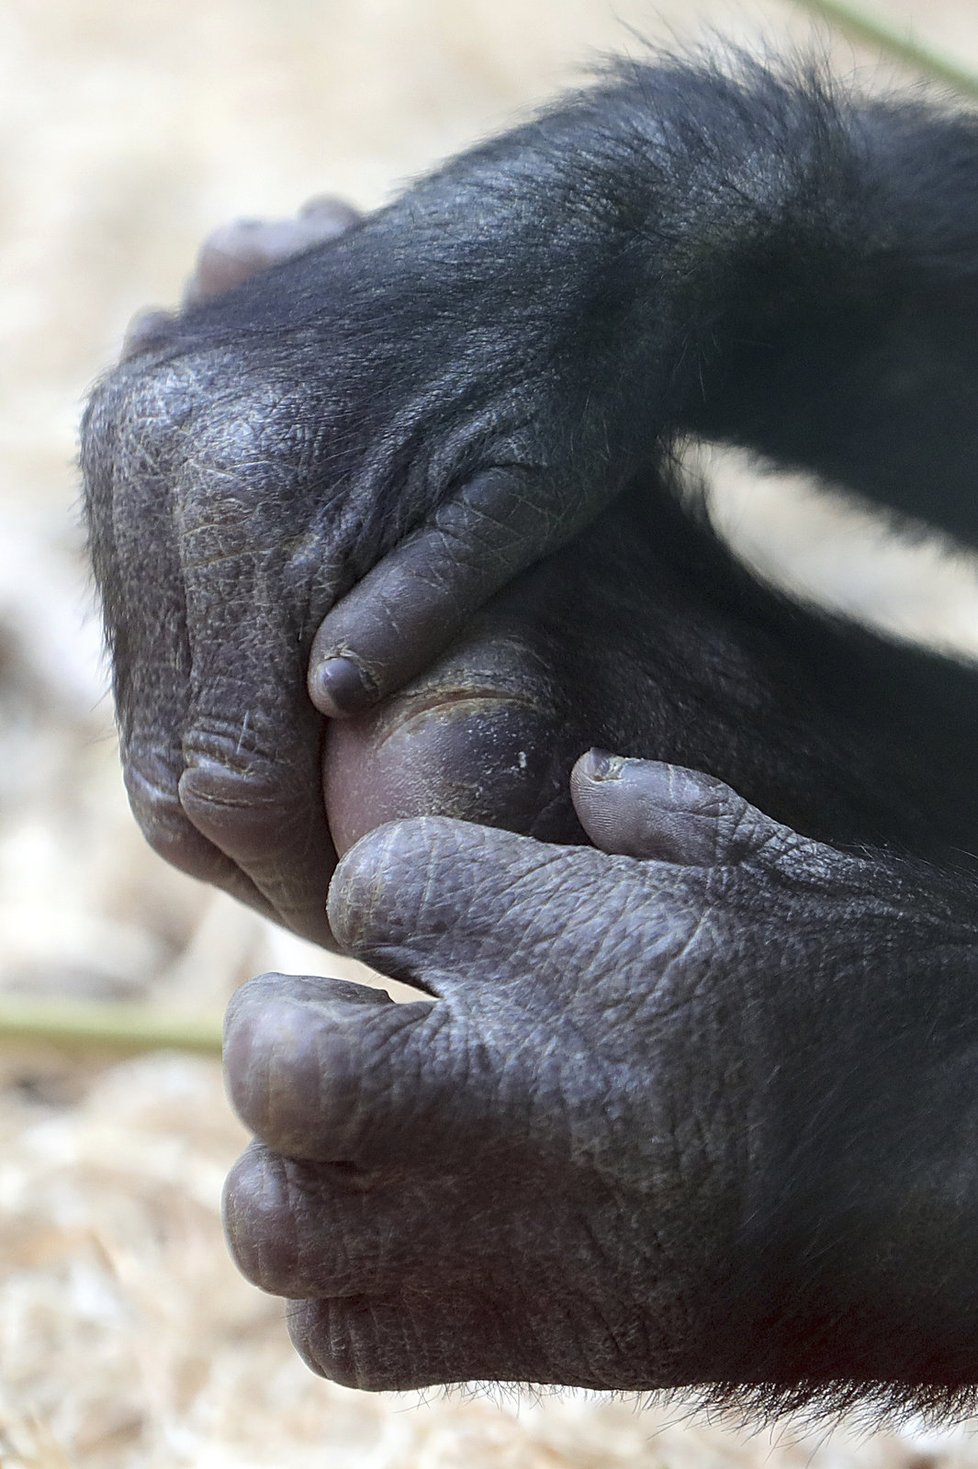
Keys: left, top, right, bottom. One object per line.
{"left": 177, "top": 509, "right": 340, "bottom": 943}
{"left": 115, "top": 632, "right": 284, "bottom": 921}
{"left": 327, "top": 816, "right": 567, "bottom": 983}
{"left": 184, "top": 196, "right": 363, "bottom": 305}
{"left": 308, "top": 468, "right": 589, "bottom": 718}
{"left": 288, "top": 1291, "right": 529, "bottom": 1392}
{"left": 223, "top": 1143, "right": 412, "bottom": 1299}
{"left": 224, "top": 971, "right": 467, "bottom": 1164}
{"left": 83, "top": 358, "right": 280, "bottom": 915}
{"left": 121, "top": 307, "right": 176, "bottom": 361}
{"left": 570, "top": 751, "right": 799, "bottom": 866}
{"left": 125, "top": 759, "right": 278, "bottom": 921}
{"left": 124, "top": 196, "right": 361, "bottom": 353}
{"left": 178, "top": 700, "right": 337, "bottom": 946}
{"left": 224, "top": 1139, "right": 502, "bottom": 1301}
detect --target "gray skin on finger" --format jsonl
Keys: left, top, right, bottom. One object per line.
{"left": 87, "top": 197, "right": 369, "bottom": 946}
{"left": 225, "top": 773, "right": 978, "bottom": 1399}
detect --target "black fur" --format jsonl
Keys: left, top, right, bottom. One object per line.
{"left": 82, "top": 51, "right": 978, "bottom": 1411}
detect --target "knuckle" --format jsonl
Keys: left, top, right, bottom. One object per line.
{"left": 181, "top": 693, "right": 316, "bottom": 787}
{"left": 743, "top": 820, "right": 807, "bottom": 871}
{"left": 714, "top": 796, "right": 803, "bottom": 871}
{"left": 82, "top": 355, "right": 202, "bottom": 496}
{"left": 186, "top": 379, "right": 294, "bottom": 487}
{"left": 182, "top": 710, "right": 283, "bottom": 780}
{"left": 82, "top": 347, "right": 299, "bottom": 525}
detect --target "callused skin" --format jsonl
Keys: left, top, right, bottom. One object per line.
{"left": 82, "top": 53, "right": 978, "bottom": 1408}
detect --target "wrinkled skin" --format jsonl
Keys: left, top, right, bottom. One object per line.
{"left": 225, "top": 757, "right": 978, "bottom": 1396}
{"left": 82, "top": 57, "right": 978, "bottom": 942}
{"left": 82, "top": 55, "right": 978, "bottom": 1407}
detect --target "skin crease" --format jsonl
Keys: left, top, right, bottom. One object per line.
{"left": 222, "top": 761, "right": 978, "bottom": 1399}
{"left": 82, "top": 56, "right": 978, "bottom": 1412}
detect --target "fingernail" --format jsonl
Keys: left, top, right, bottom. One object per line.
{"left": 311, "top": 656, "right": 378, "bottom": 716}
{"left": 585, "top": 748, "right": 625, "bottom": 781}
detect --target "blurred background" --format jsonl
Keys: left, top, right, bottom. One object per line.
{"left": 3, "top": 0, "right": 978, "bottom": 1464}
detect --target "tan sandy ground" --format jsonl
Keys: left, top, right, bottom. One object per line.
{"left": 3, "top": 1, "right": 978, "bottom": 1463}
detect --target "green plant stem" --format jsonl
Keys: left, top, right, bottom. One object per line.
{"left": 794, "top": 0, "right": 978, "bottom": 101}
{"left": 0, "top": 996, "right": 223, "bottom": 1056}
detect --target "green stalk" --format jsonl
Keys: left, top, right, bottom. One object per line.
{"left": 794, "top": 0, "right": 978, "bottom": 101}
{"left": 0, "top": 996, "right": 223, "bottom": 1056}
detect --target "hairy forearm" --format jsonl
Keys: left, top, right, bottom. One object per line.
{"left": 367, "top": 54, "right": 978, "bottom": 540}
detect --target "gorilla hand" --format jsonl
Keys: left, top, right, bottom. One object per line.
{"left": 80, "top": 134, "right": 643, "bottom": 941}
{"left": 82, "top": 57, "right": 978, "bottom": 940}
{"left": 224, "top": 754, "right": 978, "bottom": 1399}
